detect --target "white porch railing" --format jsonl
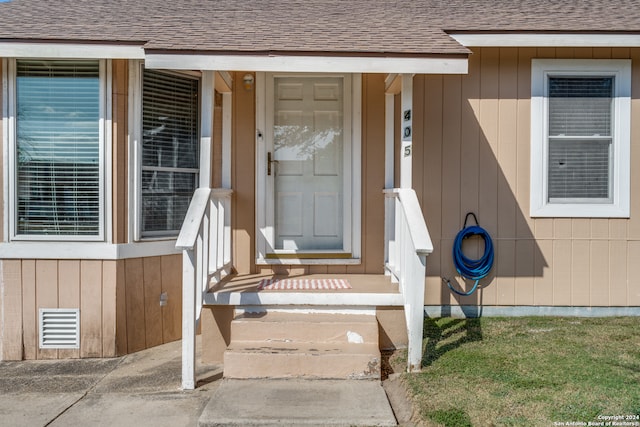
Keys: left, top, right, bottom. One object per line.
{"left": 384, "top": 188, "right": 433, "bottom": 372}
{"left": 176, "top": 187, "right": 233, "bottom": 390}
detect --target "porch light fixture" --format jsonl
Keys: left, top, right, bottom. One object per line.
{"left": 243, "top": 74, "right": 254, "bottom": 90}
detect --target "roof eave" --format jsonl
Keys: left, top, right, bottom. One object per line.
{"left": 0, "top": 40, "right": 146, "bottom": 58}
{"left": 143, "top": 51, "right": 469, "bottom": 74}
{"left": 448, "top": 32, "right": 640, "bottom": 47}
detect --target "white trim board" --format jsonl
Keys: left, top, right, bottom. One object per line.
{"left": 145, "top": 54, "right": 468, "bottom": 74}
{"left": 255, "top": 72, "right": 362, "bottom": 263}
{"left": 0, "top": 240, "right": 182, "bottom": 260}
{"left": 530, "top": 59, "right": 631, "bottom": 218}
{"left": 0, "top": 43, "right": 145, "bottom": 59}
{"left": 449, "top": 33, "right": 640, "bottom": 47}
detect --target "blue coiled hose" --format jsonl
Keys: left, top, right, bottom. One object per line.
{"left": 444, "top": 213, "right": 494, "bottom": 296}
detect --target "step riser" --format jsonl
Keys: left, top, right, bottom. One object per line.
{"left": 231, "top": 321, "right": 378, "bottom": 345}
{"left": 224, "top": 352, "right": 381, "bottom": 380}
{"left": 224, "top": 312, "right": 382, "bottom": 380}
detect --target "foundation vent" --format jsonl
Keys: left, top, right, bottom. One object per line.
{"left": 39, "top": 309, "right": 80, "bottom": 349}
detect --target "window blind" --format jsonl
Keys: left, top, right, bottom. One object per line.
{"left": 142, "top": 70, "right": 199, "bottom": 235}
{"left": 16, "top": 60, "right": 101, "bottom": 235}
{"left": 547, "top": 77, "right": 613, "bottom": 201}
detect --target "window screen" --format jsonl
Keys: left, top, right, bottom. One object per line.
{"left": 547, "top": 77, "right": 613, "bottom": 202}
{"left": 16, "top": 60, "right": 101, "bottom": 235}
{"left": 142, "top": 70, "right": 199, "bottom": 235}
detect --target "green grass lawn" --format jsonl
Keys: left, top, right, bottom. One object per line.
{"left": 399, "top": 317, "right": 640, "bottom": 427}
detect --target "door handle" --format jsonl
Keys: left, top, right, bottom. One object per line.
{"left": 267, "top": 152, "right": 279, "bottom": 176}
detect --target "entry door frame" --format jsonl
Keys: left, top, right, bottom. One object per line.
{"left": 256, "top": 72, "right": 362, "bottom": 264}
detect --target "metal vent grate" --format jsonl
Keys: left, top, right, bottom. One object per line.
{"left": 39, "top": 309, "right": 80, "bottom": 349}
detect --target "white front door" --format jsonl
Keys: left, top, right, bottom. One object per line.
{"left": 263, "top": 74, "right": 353, "bottom": 256}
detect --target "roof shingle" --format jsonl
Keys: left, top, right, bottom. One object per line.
{"left": 1, "top": 0, "right": 640, "bottom": 56}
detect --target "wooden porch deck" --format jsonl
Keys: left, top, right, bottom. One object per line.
{"left": 203, "top": 273, "right": 404, "bottom": 306}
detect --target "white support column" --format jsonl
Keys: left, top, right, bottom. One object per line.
{"left": 400, "top": 74, "right": 414, "bottom": 189}
{"left": 221, "top": 92, "right": 232, "bottom": 189}
{"left": 385, "top": 93, "right": 395, "bottom": 189}
{"left": 199, "top": 71, "right": 215, "bottom": 188}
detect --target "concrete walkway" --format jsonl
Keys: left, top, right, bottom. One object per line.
{"left": 0, "top": 339, "right": 399, "bottom": 426}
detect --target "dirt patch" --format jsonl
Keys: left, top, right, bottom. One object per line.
{"left": 381, "top": 349, "right": 421, "bottom": 426}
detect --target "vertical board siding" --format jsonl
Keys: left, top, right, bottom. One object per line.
{"left": 81, "top": 260, "right": 103, "bottom": 357}
{"left": 142, "top": 257, "right": 163, "bottom": 348}
{"left": 124, "top": 258, "right": 146, "bottom": 353}
{"left": 353, "top": 74, "right": 385, "bottom": 274}
{"left": 112, "top": 59, "right": 128, "bottom": 243}
{"left": 1, "top": 261, "right": 23, "bottom": 360}
{"left": 22, "top": 260, "right": 36, "bottom": 360}
{"left": 420, "top": 47, "right": 640, "bottom": 307}
{"left": 36, "top": 260, "right": 59, "bottom": 359}
{"left": 115, "top": 259, "right": 128, "bottom": 355}
{"left": 1, "top": 255, "right": 183, "bottom": 360}
{"left": 232, "top": 72, "right": 256, "bottom": 274}
{"left": 102, "top": 261, "right": 117, "bottom": 357}
{"left": 160, "top": 255, "right": 182, "bottom": 343}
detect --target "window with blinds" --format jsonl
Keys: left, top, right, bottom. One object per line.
{"left": 141, "top": 70, "right": 199, "bottom": 236}
{"left": 547, "top": 77, "right": 613, "bottom": 203}
{"left": 16, "top": 60, "right": 101, "bottom": 236}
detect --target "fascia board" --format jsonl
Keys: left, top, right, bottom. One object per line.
{"left": 144, "top": 54, "right": 469, "bottom": 74}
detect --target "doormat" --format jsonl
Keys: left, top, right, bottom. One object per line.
{"left": 257, "top": 278, "right": 352, "bottom": 290}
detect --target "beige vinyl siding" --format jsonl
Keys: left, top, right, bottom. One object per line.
{"left": 417, "top": 47, "right": 640, "bottom": 307}
{"left": 1, "top": 255, "right": 182, "bottom": 360}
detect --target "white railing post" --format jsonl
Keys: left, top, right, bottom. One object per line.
{"left": 176, "top": 187, "right": 233, "bottom": 390}
{"left": 383, "top": 188, "right": 433, "bottom": 373}
{"left": 384, "top": 189, "right": 398, "bottom": 281}
{"left": 181, "top": 249, "right": 196, "bottom": 390}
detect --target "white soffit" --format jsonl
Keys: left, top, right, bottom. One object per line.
{"left": 0, "top": 43, "right": 145, "bottom": 59}
{"left": 449, "top": 33, "right": 640, "bottom": 47}
{"left": 144, "top": 54, "right": 469, "bottom": 74}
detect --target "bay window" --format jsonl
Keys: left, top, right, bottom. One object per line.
{"left": 140, "top": 69, "right": 199, "bottom": 237}
{"left": 11, "top": 59, "right": 105, "bottom": 239}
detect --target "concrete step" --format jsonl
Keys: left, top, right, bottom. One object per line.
{"left": 231, "top": 311, "right": 379, "bottom": 345}
{"left": 223, "top": 341, "right": 381, "bottom": 380}
{"left": 198, "top": 379, "right": 397, "bottom": 427}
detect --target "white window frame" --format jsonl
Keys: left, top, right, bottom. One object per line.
{"left": 4, "top": 58, "right": 111, "bottom": 242}
{"left": 129, "top": 62, "right": 203, "bottom": 241}
{"left": 255, "top": 72, "right": 362, "bottom": 264}
{"left": 530, "top": 59, "right": 631, "bottom": 218}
